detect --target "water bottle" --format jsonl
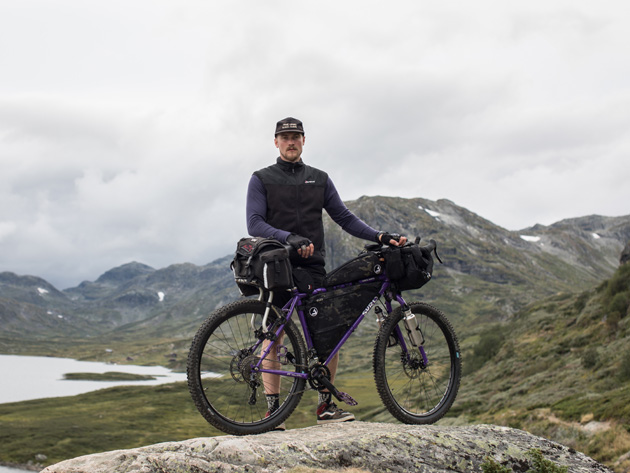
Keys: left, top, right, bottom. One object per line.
{"left": 402, "top": 307, "right": 424, "bottom": 347}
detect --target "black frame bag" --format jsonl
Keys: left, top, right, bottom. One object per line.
{"left": 303, "top": 281, "right": 382, "bottom": 359}
{"left": 231, "top": 237, "right": 293, "bottom": 296}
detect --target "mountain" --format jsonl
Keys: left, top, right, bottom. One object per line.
{"left": 1, "top": 196, "right": 628, "bottom": 349}
{"left": 325, "top": 197, "right": 629, "bottom": 325}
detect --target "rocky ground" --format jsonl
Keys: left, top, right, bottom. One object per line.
{"left": 42, "top": 422, "right": 612, "bottom": 473}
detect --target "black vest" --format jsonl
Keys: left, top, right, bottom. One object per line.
{"left": 254, "top": 158, "right": 328, "bottom": 264}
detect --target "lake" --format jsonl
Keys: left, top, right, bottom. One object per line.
{"left": 0, "top": 354, "right": 189, "bottom": 404}
{"left": 0, "top": 466, "right": 36, "bottom": 473}
{"left": 0, "top": 354, "right": 194, "bottom": 472}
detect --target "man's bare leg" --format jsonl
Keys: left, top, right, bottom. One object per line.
{"left": 261, "top": 336, "right": 282, "bottom": 396}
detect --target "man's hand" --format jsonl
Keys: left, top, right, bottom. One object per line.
{"left": 287, "top": 233, "right": 315, "bottom": 258}
{"left": 378, "top": 232, "right": 408, "bottom": 247}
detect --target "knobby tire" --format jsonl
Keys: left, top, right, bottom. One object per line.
{"left": 187, "top": 299, "right": 307, "bottom": 435}
{"left": 373, "top": 302, "right": 461, "bottom": 424}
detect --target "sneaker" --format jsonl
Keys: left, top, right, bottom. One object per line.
{"left": 265, "top": 411, "right": 286, "bottom": 431}
{"left": 316, "top": 402, "right": 355, "bottom": 424}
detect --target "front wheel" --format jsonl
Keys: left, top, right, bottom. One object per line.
{"left": 187, "top": 299, "right": 307, "bottom": 435}
{"left": 373, "top": 302, "right": 461, "bottom": 424}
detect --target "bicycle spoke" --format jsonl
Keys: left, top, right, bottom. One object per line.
{"left": 374, "top": 302, "right": 461, "bottom": 424}
{"left": 187, "top": 299, "right": 307, "bottom": 434}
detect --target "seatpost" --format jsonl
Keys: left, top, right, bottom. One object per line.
{"left": 260, "top": 291, "right": 274, "bottom": 332}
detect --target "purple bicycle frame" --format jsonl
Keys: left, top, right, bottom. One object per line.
{"left": 254, "top": 275, "right": 429, "bottom": 378}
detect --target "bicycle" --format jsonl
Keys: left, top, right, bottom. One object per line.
{"left": 187, "top": 238, "right": 461, "bottom": 435}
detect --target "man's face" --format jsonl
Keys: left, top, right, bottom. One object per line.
{"left": 275, "top": 132, "right": 305, "bottom": 163}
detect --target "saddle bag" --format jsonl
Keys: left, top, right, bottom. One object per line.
{"left": 302, "top": 281, "right": 382, "bottom": 359}
{"left": 385, "top": 244, "right": 434, "bottom": 291}
{"left": 323, "top": 251, "right": 383, "bottom": 287}
{"left": 230, "top": 237, "right": 293, "bottom": 296}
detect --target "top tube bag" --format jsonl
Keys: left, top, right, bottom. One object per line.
{"left": 230, "top": 237, "right": 293, "bottom": 296}
{"left": 323, "top": 251, "right": 384, "bottom": 287}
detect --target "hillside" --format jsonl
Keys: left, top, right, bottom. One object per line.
{"left": 451, "top": 262, "right": 630, "bottom": 471}
{"left": 326, "top": 197, "right": 628, "bottom": 323}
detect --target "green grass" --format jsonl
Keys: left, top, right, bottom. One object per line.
{"left": 62, "top": 372, "right": 157, "bottom": 381}
{"left": 0, "top": 382, "right": 217, "bottom": 466}
{"left": 0, "top": 369, "right": 397, "bottom": 468}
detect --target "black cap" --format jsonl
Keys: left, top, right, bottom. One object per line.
{"left": 275, "top": 117, "right": 304, "bottom": 136}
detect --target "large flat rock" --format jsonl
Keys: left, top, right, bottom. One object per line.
{"left": 42, "top": 422, "right": 611, "bottom": 473}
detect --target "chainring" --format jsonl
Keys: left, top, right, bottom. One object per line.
{"left": 307, "top": 363, "right": 332, "bottom": 391}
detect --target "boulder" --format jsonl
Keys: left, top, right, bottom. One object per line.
{"left": 41, "top": 422, "right": 611, "bottom": 473}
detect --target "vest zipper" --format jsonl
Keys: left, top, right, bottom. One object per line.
{"left": 294, "top": 165, "right": 302, "bottom": 232}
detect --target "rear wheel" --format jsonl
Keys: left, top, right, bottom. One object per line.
{"left": 373, "top": 302, "right": 461, "bottom": 424}
{"left": 187, "top": 299, "right": 307, "bottom": 435}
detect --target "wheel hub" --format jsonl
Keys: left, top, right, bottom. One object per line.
{"left": 230, "top": 353, "right": 260, "bottom": 383}
{"left": 401, "top": 353, "right": 425, "bottom": 378}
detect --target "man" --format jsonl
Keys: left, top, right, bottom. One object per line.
{"left": 246, "top": 117, "right": 406, "bottom": 428}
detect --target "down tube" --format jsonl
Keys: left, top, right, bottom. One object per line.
{"left": 322, "top": 293, "right": 382, "bottom": 366}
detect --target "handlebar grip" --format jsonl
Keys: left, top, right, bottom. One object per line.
{"left": 424, "top": 239, "right": 437, "bottom": 252}
{"left": 423, "top": 239, "right": 443, "bottom": 264}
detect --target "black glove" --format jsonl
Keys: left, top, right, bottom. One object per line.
{"left": 286, "top": 233, "right": 312, "bottom": 251}
{"left": 377, "top": 232, "right": 400, "bottom": 246}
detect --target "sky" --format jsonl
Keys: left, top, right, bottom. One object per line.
{"left": 1, "top": 1, "right": 629, "bottom": 289}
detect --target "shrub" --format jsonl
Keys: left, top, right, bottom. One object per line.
{"left": 581, "top": 349, "right": 599, "bottom": 369}
{"left": 481, "top": 450, "right": 569, "bottom": 473}
{"left": 609, "top": 293, "right": 630, "bottom": 318}
{"left": 606, "top": 264, "right": 630, "bottom": 299}
{"left": 527, "top": 449, "right": 568, "bottom": 473}
{"left": 481, "top": 457, "right": 511, "bottom": 473}
{"left": 465, "top": 325, "right": 505, "bottom": 374}
{"left": 619, "top": 350, "right": 630, "bottom": 382}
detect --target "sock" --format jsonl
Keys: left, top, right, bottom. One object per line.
{"left": 266, "top": 394, "right": 280, "bottom": 413}
{"left": 318, "top": 391, "right": 332, "bottom": 407}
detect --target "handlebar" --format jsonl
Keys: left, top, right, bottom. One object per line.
{"left": 366, "top": 236, "right": 443, "bottom": 264}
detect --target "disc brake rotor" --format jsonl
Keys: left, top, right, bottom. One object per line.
{"left": 401, "top": 353, "right": 424, "bottom": 379}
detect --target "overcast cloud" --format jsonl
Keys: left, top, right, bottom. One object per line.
{"left": 1, "top": 1, "right": 629, "bottom": 289}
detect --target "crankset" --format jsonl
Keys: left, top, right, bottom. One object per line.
{"left": 308, "top": 363, "right": 358, "bottom": 407}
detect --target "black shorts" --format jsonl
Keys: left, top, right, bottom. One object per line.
{"left": 273, "top": 264, "right": 325, "bottom": 309}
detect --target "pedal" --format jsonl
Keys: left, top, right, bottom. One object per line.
{"left": 337, "top": 391, "right": 358, "bottom": 406}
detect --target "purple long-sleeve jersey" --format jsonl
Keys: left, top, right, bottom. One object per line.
{"left": 246, "top": 174, "right": 380, "bottom": 244}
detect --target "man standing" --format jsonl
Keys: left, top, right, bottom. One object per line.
{"left": 246, "top": 117, "right": 406, "bottom": 427}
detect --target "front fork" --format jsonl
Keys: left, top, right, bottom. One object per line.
{"left": 385, "top": 294, "right": 428, "bottom": 368}
{"left": 402, "top": 305, "right": 425, "bottom": 347}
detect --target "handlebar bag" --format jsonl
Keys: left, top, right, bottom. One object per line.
{"left": 231, "top": 237, "right": 293, "bottom": 296}
{"left": 303, "top": 281, "right": 382, "bottom": 359}
{"left": 385, "top": 244, "right": 433, "bottom": 291}
{"left": 323, "top": 251, "right": 383, "bottom": 287}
